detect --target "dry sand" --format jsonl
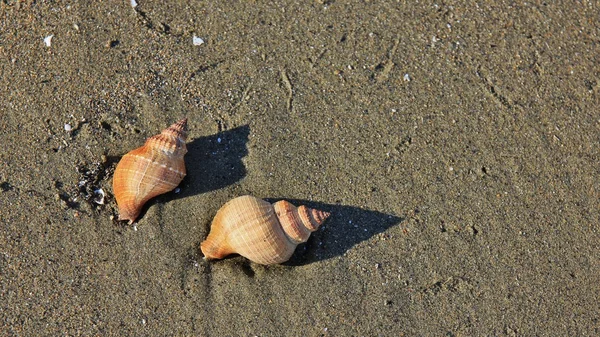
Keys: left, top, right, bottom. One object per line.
{"left": 1, "top": 1, "right": 599, "bottom": 336}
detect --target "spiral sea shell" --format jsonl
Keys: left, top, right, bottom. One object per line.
{"left": 113, "top": 118, "right": 188, "bottom": 224}
{"left": 200, "top": 195, "right": 330, "bottom": 265}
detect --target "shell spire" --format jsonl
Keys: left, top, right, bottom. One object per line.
{"left": 113, "top": 118, "right": 188, "bottom": 224}
{"left": 200, "top": 195, "right": 330, "bottom": 265}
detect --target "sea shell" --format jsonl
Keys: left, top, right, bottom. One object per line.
{"left": 113, "top": 118, "right": 188, "bottom": 224}
{"left": 200, "top": 195, "right": 330, "bottom": 265}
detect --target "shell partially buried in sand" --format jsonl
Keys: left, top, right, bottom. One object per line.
{"left": 113, "top": 118, "right": 188, "bottom": 224}
{"left": 200, "top": 195, "right": 330, "bottom": 265}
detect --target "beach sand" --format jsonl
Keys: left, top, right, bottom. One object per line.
{"left": 1, "top": 1, "right": 599, "bottom": 335}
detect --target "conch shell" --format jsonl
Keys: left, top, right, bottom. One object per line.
{"left": 200, "top": 195, "right": 330, "bottom": 265}
{"left": 113, "top": 118, "right": 188, "bottom": 224}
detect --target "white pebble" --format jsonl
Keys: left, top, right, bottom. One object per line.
{"left": 193, "top": 35, "right": 204, "bottom": 46}
{"left": 403, "top": 73, "right": 411, "bottom": 82}
{"left": 130, "top": 0, "right": 138, "bottom": 8}
{"left": 64, "top": 123, "right": 72, "bottom": 131}
{"left": 44, "top": 35, "right": 53, "bottom": 47}
{"left": 217, "top": 137, "right": 222, "bottom": 143}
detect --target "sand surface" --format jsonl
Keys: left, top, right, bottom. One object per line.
{"left": 1, "top": 1, "right": 599, "bottom": 336}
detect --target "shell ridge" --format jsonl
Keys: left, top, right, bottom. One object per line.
{"left": 133, "top": 151, "right": 153, "bottom": 206}
{"left": 148, "top": 135, "right": 176, "bottom": 156}
{"left": 260, "top": 217, "right": 286, "bottom": 264}
{"left": 235, "top": 197, "right": 285, "bottom": 264}
{"left": 133, "top": 153, "right": 186, "bottom": 178}
{"left": 274, "top": 200, "right": 312, "bottom": 244}
{"left": 279, "top": 214, "right": 306, "bottom": 247}
{"left": 236, "top": 199, "right": 273, "bottom": 264}
{"left": 161, "top": 118, "right": 188, "bottom": 150}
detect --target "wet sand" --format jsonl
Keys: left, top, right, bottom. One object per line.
{"left": 1, "top": 1, "right": 599, "bottom": 335}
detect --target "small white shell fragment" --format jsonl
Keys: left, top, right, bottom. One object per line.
{"left": 403, "top": 73, "right": 411, "bottom": 82}
{"left": 130, "top": 0, "right": 138, "bottom": 8}
{"left": 193, "top": 35, "right": 204, "bottom": 46}
{"left": 93, "top": 188, "right": 106, "bottom": 205}
{"left": 64, "top": 123, "right": 72, "bottom": 132}
{"left": 44, "top": 35, "right": 53, "bottom": 47}
{"left": 174, "top": 187, "right": 181, "bottom": 194}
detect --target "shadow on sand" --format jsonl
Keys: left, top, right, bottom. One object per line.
{"left": 175, "top": 125, "right": 249, "bottom": 199}
{"left": 261, "top": 198, "right": 403, "bottom": 266}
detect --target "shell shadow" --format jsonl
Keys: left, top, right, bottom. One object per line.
{"left": 265, "top": 198, "right": 403, "bottom": 266}
{"left": 172, "top": 125, "right": 250, "bottom": 200}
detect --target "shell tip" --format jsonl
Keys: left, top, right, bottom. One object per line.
{"left": 166, "top": 118, "right": 188, "bottom": 141}
{"left": 174, "top": 117, "right": 188, "bottom": 130}
{"left": 312, "top": 209, "right": 331, "bottom": 225}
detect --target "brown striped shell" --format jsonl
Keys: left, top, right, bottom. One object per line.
{"left": 200, "top": 195, "right": 330, "bottom": 265}
{"left": 113, "top": 118, "right": 188, "bottom": 224}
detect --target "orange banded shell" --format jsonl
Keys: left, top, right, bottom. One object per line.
{"left": 200, "top": 195, "right": 330, "bottom": 265}
{"left": 113, "top": 118, "right": 188, "bottom": 224}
